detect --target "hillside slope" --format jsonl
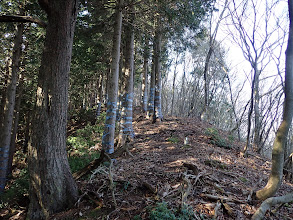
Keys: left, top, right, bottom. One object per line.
{"left": 61, "top": 115, "right": 293, "bottom": 219}
{"left": 2, "top": 115, "right": 293, "bottom": 219}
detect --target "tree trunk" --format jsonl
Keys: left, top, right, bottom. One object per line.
{"left": 171, "top": 54, "right": 179, "bottom": 116}
{"left": 243, "top": 73, "right": 256, "bottom": 156}
{"left": 0, "top": 23, "right": 23, "bottom": 193}
{"left": 118, "top": 7, "right": 134, "bottom": 146}
{"left": 179, "top": 54, "right": 187, "bottom": 116}
{"left": 256, "top": 0, "right": 293, "bottom": 201}
{"left": 27, "top": 1, "right": 79, "bottom": 219}
{"left": 153, "top": 27, "right": 163, "bottom": 123}
{"left": 142, "top": 36, "right": 149, "bottom": 113}
{"left": 201, "top": 47, "right": 213, "bottom": 120}
{"left": 96, "top": 74, "right": 104, "bottom": 117}
{"left": 0, "top": 61, "right": 9, "bottom": 130}
{"left": 253, "top": 68, "right": 261, "bottom": 152}
{"left": 147, "top": 54, "right": 155, "bottom": 119}
{"left": 7, "top": 76, "right": 24, "bottom": 177}
{"left": 252, "top": 193, "right": 293, "bottom": 220}
{"left": 102, "top": 0, "right": 123, "bottom": 154}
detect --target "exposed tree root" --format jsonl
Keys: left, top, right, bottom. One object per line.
{"left": 111, "top": 137, "right": 133, "bottom": 159}
{"left": 252, "top": 193, "right": 293, "bottom": 220}
{"left": 104, "top": 153, "right": 117, "bottom": 209}
{"left": 181, "top": 174, "right": 192, "bottom": 206}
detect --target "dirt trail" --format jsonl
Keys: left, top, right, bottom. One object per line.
{"left": 25, "top": 115, "right": 293, "bottom": 220}
{"left": 82, "top": 116, "right": 292, "bottom": 219}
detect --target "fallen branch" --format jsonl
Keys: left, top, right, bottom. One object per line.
{"left": 252, "top": 193, "right": 293, "bottom": 220}
{"left": 213, "top": 201, "right": 222, "bottom": 219}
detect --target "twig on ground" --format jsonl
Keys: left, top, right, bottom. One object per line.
{"left": 213, "top": 200, "right": 222, "bottom": 219}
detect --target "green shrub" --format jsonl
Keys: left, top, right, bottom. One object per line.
{"left": 177, "top": 204, "right": 197, "bottom": 220}
{"left": 133, "top": 215, "right": 142, "bottom": 220}
{"left": 167, "top": 136, "right": 180, "bottom": 144}
{"left": 67, "top": 123, "right": 104, "bottom": 156}
{"left": 1, "top": 169, "right": 29, "bottom": 204}
{"left": 150, "top": 202, "right": 176, "bottom": 220}
{"left": 150, "top": 203, "right": 197, "bottom": 220}
{"left": 205, "top": 128, "right": 231, "bottom": 149}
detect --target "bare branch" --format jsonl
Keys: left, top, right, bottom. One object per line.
{"left": 0, "top": 15, "right": 47, "bottom": 27}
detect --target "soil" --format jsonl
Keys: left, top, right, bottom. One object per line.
{"left": 2, "top": 112, "right": 293, "bottom": 219}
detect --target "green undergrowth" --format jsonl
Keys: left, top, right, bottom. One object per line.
{"left": 69, "top": 152, "right": 100, "bottom": 173}
{"left": 1, "top": 111, "right": 105, "bottom": 209}
{"left": 167, "top": 136, "right": 180, "bottom": 144}
{"left": 67, "top": 112, "right": 106, "bottom": 155}
{"left": 1, "top": 168, "right": 29, "bottom": 206}
{"left": 205, "top": 127, "right": 232, "bottom": 149}
{"left": 67, "top": 112, "right": 105, "bottom": 173}
{"left": 148, "top": 202, "right": 198, "bottom": 220}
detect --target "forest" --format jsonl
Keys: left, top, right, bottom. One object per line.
{"left": 0, "top": 0, "right": 293, "bottom": 219}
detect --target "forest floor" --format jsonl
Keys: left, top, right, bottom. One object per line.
{"left": 2, "top": 111, "right": 293, "bottom": 219}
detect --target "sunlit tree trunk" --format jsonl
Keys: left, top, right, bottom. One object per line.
{"left": 118, "top": 6, "right": 134, "bottom": 145}
{"left": 179, "top": 54, "right": 187, "bottom": 116}
{"left": 0, "top": 23, "right": 23, "bottom": 193}
{"left": 256, "top": 0, "right": 293, "bottom": 201}
{"left": 147, "top": 54, "right": 155, "bottom": 119}
{"left": 153, "top": 27, "right": 163, "bottom": 123}
{"left": 7, "top": 76, "right": 24, "bottom": 177}
{"left": 27, "top": 1, "right": 79, "bottom": 218}
{"left": 171, "top": 54, "right": 179, "bottom": 116}
{"left": 96, "top": 74, "right": 103, "bottom": 117}
{"left": 102, "top": 0, "right": 123, "bottom": 154}
{"left": 142, "top": 36, "right": 149, "bottom": 113}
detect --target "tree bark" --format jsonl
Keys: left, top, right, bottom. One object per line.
{"left": 253, "top": 68, "right": 261, "bottom": 152}
{"left": 243, "top": 74, "right": 256, "bottom": 156}
{"left": 7, "top": 76, "right": 24, "bottom": 177}
{"left": 142, "top": 36, "right": 149, "bottom": 113}
{"left": 118, "top": 6, "right": 135, "bottom": 145}
{"left": 96, "top": 74, "right": 104, "bottom": 117}
{"left": 153, "top": 27, "right": 163, "bottom": 123}
{"left": 252, "top": 193, "right": 293, "bottom": 220}
{"left": 171, "top": 54, "right": 179, "bottom": 116}
{"left": 102, "top": 0, "right": 123, "bottom": 154}
{"left": 147, "top": 54, "right": 155, "bottom": 119}
{"left": 179, "top": 54, "right": 187, "bottom": 116}
{"left": 28, "top": 1, "right": 79, "bottom": 219}
{"left": 0, "top": 23, "right": 23, "bottom": 193}
{"left": 255, "top": 0, "right": 293, "bottom": 201}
